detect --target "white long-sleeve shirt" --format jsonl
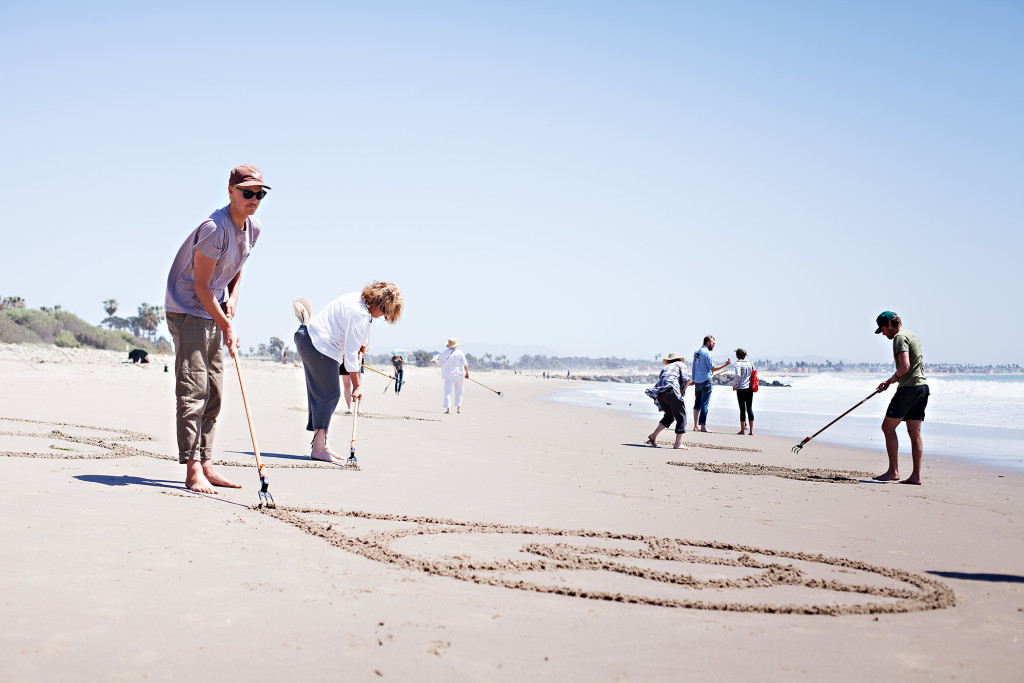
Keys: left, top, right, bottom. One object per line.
{"left": 435, "top": 348, "right": 468, "bottom": 378}
{"left": 306, "top": 292, "right": 371, "bottom": 373}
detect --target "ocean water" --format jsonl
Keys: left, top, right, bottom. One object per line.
{"left": 545, "top": 373, "right": 1024, "bottom": 473}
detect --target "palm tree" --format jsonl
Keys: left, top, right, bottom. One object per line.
{"left": 137, "top": 303, "right": 165, "bottom": 341}
{"left": 1, "top": 296, "right": 26, "bottom": 310}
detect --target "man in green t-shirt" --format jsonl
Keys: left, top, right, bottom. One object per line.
{"left": 873, "top": 311, "right": 929, "bottom": 484}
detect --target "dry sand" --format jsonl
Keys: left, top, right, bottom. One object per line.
{"left": 0, "top": 344, "right": 1021, "bottom": 681}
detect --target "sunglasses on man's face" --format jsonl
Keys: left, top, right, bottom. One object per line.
{"left": 237, "top": 188, "right": 267, "bottom": 200}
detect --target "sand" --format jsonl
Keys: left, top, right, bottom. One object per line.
{"left": 0, "top": 343, "right": 1021, "bottom": 681}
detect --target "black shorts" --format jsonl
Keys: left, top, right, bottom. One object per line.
{"left": 339, "top": 364, "right": 351, "bottom": 376}
{"left": 885, "top": 385, "right": 929, "bottom": 421}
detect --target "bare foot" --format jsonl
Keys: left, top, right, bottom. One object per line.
{"left": 444, "top": 409, "right": 450, "bottom": 414}
{"left": 311, "top": 452, "right": 345, "bottom": 464}
{"left": 699, "top": 427, "right": 709, "bottom": 433}
{"left": 672, "top": 444, "right": 688, "bottom": 449}
{"left": 457, "top": 407, "right": 461, "bottom": 414}
{"left": 873, "top": 472, "right": 899, "bottom": 482}
{"left": 646, "top": 435, "right": 658, "bottom": 447}
{"left": 737, "top": 430, "right": 745, "bottom": 435}
{"left": 186, "top": 461, "right": 218, "bottom": 494}
{"left": 311, "top": 447, "right": 346, "bottom": 464}
{"left": 901, "top": 477, "right": 922, "bottom": 485}
{"left": 748, "top": 431, "right": 754, "bottom": 436}
{"left": 202, "top": 462, "right": 242, "bottom": 488}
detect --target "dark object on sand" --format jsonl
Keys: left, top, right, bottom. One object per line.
{"left": 128, "top": 349, "right": 149, "bottom": 364}
{"left": 229, "top": 347, "right": 275, "bottom": 508}
{"left": 792, "top": 389, "right": 881, "bottom": 454}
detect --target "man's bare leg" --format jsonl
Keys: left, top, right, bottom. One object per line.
{"left": 901, "top": 420, "right": 923, "bottom": 485}
{"left": 748, "top": 420, "right": 754, "bottom": 435}
{"left": 737, "top": 421, "right": 746, "bottom": 435}
{"left": 874, "top": 416, "right": 902, "bottom": 481}
{"left": 186, "top": 459, "right": 217, "bottom": 494}
{"left": 692, "top": 409, "right": 700, "bottom": 432}
{"left": 311, "top": 428, "right": 345, "bottom": 464}
{"left": 648, "top": 423, "right": 666, "bottom": 446}
{"left": 202, "top": 459, "right": 241, "bottom": 488}
{"left": 672, "top": 432, "right": 687, "bottom": 449}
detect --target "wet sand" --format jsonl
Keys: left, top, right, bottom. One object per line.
{"left": 0, "top": 344, "right": 1021, "bottom": 681}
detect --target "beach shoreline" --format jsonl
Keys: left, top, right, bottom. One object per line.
{"left": 1, "top": 344, "right": 1021, "bottom": 681}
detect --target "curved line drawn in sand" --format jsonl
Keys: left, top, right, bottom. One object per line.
{"left": 0, "top": 417, "right": 357, "bottom": 469}
{"left": 258, "top": 506, "right": 955, "bottom": 615}
{"left": 667, "top": 461, "right": 873, "bottom": 483}
{"left": 652, "top": 440, "right": 760, "bottom": 453}
{"left": 288, "top": 407, "right": 442, "bottom": 422}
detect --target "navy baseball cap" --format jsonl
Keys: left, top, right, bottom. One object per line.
{"left": 875, "top": 311, "right": 897, "bottom": 333}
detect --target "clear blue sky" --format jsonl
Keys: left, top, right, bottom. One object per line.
{"left": 2, "top": 1, "right": 1021, "bottom": 364}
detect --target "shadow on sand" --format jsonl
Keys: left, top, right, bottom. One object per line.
{"left": 927, "top": 571, "right": 1024, "bottom": 584}
{"left": 75, "top": 474, "right": 251, "bottom": 508}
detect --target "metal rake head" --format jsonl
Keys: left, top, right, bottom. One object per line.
{"left": 258, "top": 482, "right": 276, "bottom": 509}
{"left": 791, "top": 438, "right": 810, "bottom": 454}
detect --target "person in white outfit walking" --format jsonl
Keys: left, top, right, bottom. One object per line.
{"left": 433, "top": 338, "right": 469, "bottom": 414}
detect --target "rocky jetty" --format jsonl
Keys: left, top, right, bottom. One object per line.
{"left": 575, "top": 373, "right": 790, "bottom": 387}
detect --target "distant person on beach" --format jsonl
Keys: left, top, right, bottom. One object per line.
{"left": 128, "top": 349, "right": 149, "bottom": 364}
{"left": 294, "top": 282, "right": 403, "bottom": 463}
{"left": 165, "top": 164, "right": 269, "bottom": 494}
{"left": 432, "top": 338, "right": 469, "bottom": 414}
{"left": 731, "top": 348, "right": 754, "bottom": 435}
{"left": 391, "top": 351, "right": 404, "bottom": 394}
{"left": 873, "top": 311, "right": 928, "bottom": 485}
{"left": 646, "top": 352, "right": 689, "bottom": 449}
{"left": 691, "top": 335, "right": 731, "bottom": 432}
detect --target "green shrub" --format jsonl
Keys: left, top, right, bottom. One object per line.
{"left": 54, "top": 330, "right": 80, "bottom": 348}
{"left": 0, "top": 314, "right": 43, "bottom": 343}
{"left": 0, "top": 309, "right": 152, "bottom": 351}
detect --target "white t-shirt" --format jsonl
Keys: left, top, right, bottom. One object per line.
{"left": 306, "top": 292, "right": 371, "bottom": 373}
{"left": 436, "top": 348, "right": 468, "bottom": 378}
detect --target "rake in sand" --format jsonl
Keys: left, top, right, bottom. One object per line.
{"left": 467, "top": 376, "right": 503, "bottom": 397}
{"left": 792, "top": 388, "right": 882, "bottom": 454}
{"left": 229, "top": 347, "right": 275, "bottom": 508}
{"left": 348, "top": 397, "right": 360, "bottom": 466}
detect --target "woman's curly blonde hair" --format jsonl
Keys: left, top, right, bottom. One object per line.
{"left": 361, "top": 281, "right": 403, "bottom": 324}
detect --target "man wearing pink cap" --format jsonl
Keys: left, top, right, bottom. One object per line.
{"left": 164, "top": 164, "right": 270, "bottom": 493}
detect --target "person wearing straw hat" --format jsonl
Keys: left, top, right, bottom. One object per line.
{"left": 293, "top": 282, "right": 403, "bottom": 463}
{"left": 432, "top": 338, "right": 469, "bottom": 414}
{"left": 873, "top": 311, "right": 928, "bottom": 485}
{"left": 731, "top": 348, "right": 755, "bottom": 435}
{"left": 164, "top": 164, "right": 270, "bottom": 494}
{"left": 646, "top": 353, "right": 690, "bottom": 449}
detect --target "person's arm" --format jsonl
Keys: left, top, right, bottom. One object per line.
{"left": 223, "top": 270, "right": 242, "bottom": 319}
{"left": 192, "top": 251, "right": 239, "bottom": 351}
{"left": 878, "top": 351, "right": 911, "bottom": 392}
{"left": 713, "top": 357, "right": 732, "bottom": 373}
